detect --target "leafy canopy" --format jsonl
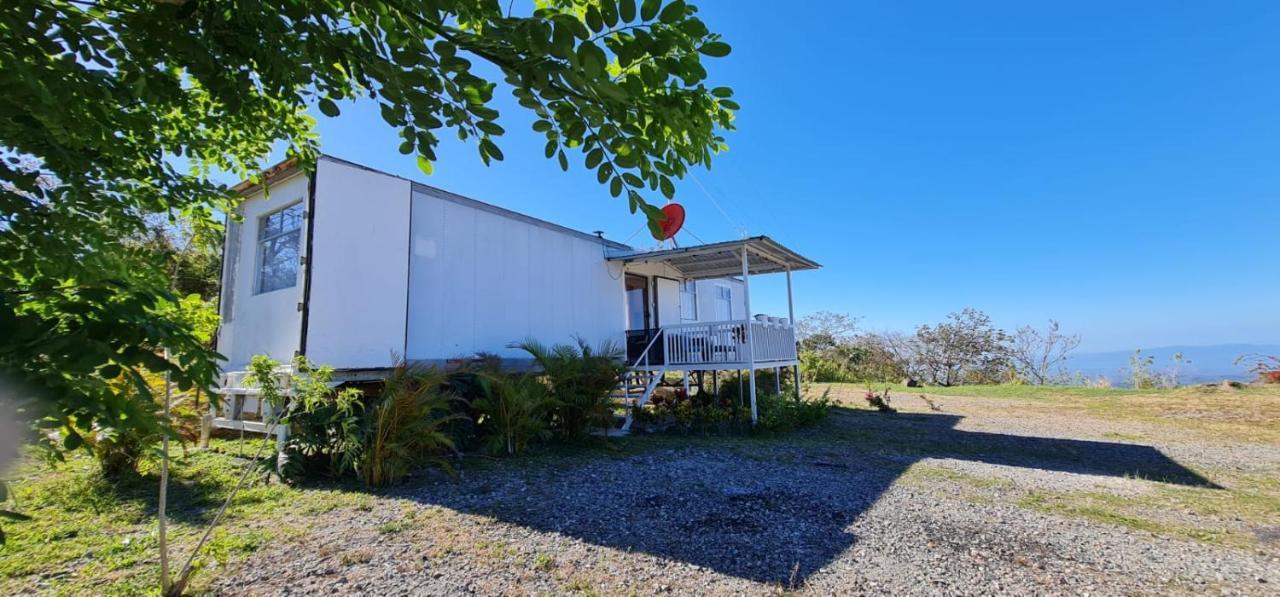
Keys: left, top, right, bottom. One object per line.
{"left": 0, "top": 0, "right": 733, "bottom": 454}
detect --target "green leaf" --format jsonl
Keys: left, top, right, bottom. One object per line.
{"left": 585, "top": 6, "right": 604, "bottom": 33}
{"left": 659, "top": 0, "right": 686, "bottom": 23}
{"left": 577, "top": 43, "right": 607, "bottom": 78}
{"left": 620, "top": 0, "right": 637, "bottom": 22}
{"left": 480, "top": 138, "right": 505, "bottom": 161}
{"left": 711, "top": 86, "right": 733, "bottom": 98}
{"left": 477, "top": 121, "right": 505, "bottom": 136}
{"left": 610, "top": 176, "right": 623, "bottom": 197}
{"left": 641, "top": 0, "right": 661, "bottom": 21}
{"left": 601, "top": 0, "right": 619, "bottom": 28}
{"left": 699, "top": 41, "right": 731, "bottom": 57}
{"left": 417, "top": 155, "right": 434, "bottom": 175}
{"left": 62, "top": 431, "right": 83, "bottom": 451}
{"left": 318, "top": 97, "right": 340, "bottom": 117}
{"left": 659, "top": 176, "right": 675, "bottom": 199}
{"left": 557, "top": 150, "right": 569, "bottom": 171}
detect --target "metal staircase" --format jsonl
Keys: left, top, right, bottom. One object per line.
{"left": 609, "top": 329, "right": 668, "bottom": 434}
{"left": 609, "top": 368, "right": 667, "bottom": 433}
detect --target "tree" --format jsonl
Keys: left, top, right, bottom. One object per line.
{"left": 1235, "top": 352, "right": 1280, "bottom": 384}
{"left": 1008, "top": 320, "right": 1081, "bottom": 385}
{"left": 1, "top": 0, "right": 734, "bottom": 455}
{"left": 912, "top": 308, "right": 1010, "bottom": 386}
{"left": 1127, "top": 349, "right": 1157, "bottom": 389}
{"left": 796, "top": 311, "right": 861, "bottom": 346}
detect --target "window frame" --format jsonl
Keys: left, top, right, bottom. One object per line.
{"left": 254, "top": 201, "right": 304, "bottom": 295}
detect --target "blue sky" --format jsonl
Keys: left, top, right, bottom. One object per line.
{"left": 298, "top": 1, "right": 1279, "bottom": 352}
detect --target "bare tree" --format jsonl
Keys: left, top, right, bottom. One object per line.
{"left": 913, "top": 308, "right": 1010, "bottom": 386}
{"left": 1008, "top": 320, "right": 1081, "bottom": 385}
{"left": 1234, "top": 352, "right": 1280, "bottom": 383}
{"left": 875, "top": 330, "right": 923, "bottom": 382}
{"left": 795, "top": 311, "right": 861, "bottom": 344}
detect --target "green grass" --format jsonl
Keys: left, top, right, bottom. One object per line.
{"left": 0, "top": 438, "right": 372, "bottom": 596}
{"left": 1016, "top": 485, "right": 1265, "bottom": 549}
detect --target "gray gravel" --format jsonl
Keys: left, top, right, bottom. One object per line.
{"left": 213, "top": 399, "right": 1280, "bottom": 596}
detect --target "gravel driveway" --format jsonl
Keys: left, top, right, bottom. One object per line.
{"left": 214, "top": 393, "right": 1280, "bottom": 595}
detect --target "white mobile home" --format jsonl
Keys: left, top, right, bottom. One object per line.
{"left": 215, "top": 155, "right": 819, "bottom": 428}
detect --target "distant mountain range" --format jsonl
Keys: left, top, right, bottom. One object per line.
{"left": 1065, "top": 344, "right": 1279, "bottom": 385}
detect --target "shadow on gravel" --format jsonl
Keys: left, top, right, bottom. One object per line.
{"left": 401, "top": 408, "right": 1219, "bottom": 587}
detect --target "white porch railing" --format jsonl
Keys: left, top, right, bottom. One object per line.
{"left": 646, "top": 318, "right": 797, "bottom": 368}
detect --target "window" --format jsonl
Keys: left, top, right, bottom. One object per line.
{"left": 256, "top": 202, "right": 303, "bottom": 294}
{"left": 679, "top": 280, "right": 698, "bottom": 321}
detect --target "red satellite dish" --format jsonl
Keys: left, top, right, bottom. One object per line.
{"left": 651, "top": 203, "right": 686, "bottom": 242}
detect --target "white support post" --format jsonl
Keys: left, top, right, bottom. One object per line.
{"left": 786, "top": 266, "right": 801, "bottom": 401}
{"left": 742, "top": 249, "right": 758, "bottom": 424}
{"left": 775, "top": 367, "right": 782, "bottom": 394}
{"left": 682, "top": 370, "right": 690, "bottom": 397}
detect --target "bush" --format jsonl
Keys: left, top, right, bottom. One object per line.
{"left": 79, "top": 370, "right": 204, "bottom": 478}
{"left": 248, "top": 356, "right": 459, "bottom": 485}
{"left": 249, "top": 356, "right": 365, "bottom": 480}
{"left": 360, "top": 363, "right": 461, "bottom": 486}
{"left": 644, "top": 387, "right": 750, "bottom": 435}
{"left": 715, "top": 369, "right": 789, "bottom": 405}
{"left": 755, "top": 388, "right": 832, "bottom": 433}
{"left": 471, "top": 373, "right": 552, "bottom": 456}
{"left": 515, "top": 338, "right": 625, "bottom": 441}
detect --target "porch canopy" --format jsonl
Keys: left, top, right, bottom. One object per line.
{"left": 605, "top": 236, "right": 820, "bottom": 280}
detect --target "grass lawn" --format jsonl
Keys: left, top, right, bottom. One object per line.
{"left": 0, "top": 438, "right": 376, "bottom": 596}
{"left": 815, "top": 382, "right": 1280, "bottom": 444}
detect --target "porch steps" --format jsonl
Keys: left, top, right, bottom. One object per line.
{"left": 609, "top": 367, "right": 666, "bottom": 432}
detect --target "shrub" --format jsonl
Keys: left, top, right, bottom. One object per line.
{"left": 715, "top": 369, "right": 788, "bottom": 405}
{"left": 249, "top": 356, "right": 365, "bottom": 480}
{"left": 79, "top": 370, "right": 202, "bottom": 478}
{"left": 470, "top": 373, "right": 552, "bottom": 455}
{"left": 515, "top": 338, "right": 625, "bottom": 441}
{"left": 863, "top": 387, "right": 896, "bottom": 413}
{"left": 360, "top": 362, "right": 462, "bottom": 486}
{"left": 248, "top": 356, "right": 459, "bottom": 485}
{"left": 755, "top": 388, "right": 832, "bottom": 433}
{"left": 646, "top": 387, "right": 749, "bottom": 435}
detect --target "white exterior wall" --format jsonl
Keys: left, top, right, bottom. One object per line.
{"left": 304, "top": 158, "right": 413, "bottom": 368}
{"left": 405, "top": 187, "right": 624, "bottom": 362}
{"left": 216, "top": 173, "right": 310, "bottom": 371}
{"left": 696, "top": 278, "right": 747, "bottom": 321}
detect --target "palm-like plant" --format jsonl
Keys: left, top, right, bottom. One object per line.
{"left": 360, "top": 361, "right": 463, "bottom": 486}
{"left": 515, "top": 337, "right": 626, "bottom": 441}
{"left": 471, "top": 373, "right": 552, "bottom": 455}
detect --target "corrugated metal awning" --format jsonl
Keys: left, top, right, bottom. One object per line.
{"left": 606, "top": 236, "right": 820, "bottom": 280}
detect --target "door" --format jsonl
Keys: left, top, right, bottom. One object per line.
{"left": 655, "top": 277, "right": 681, "bottom": 327}
{"left": 713, "top": 284, "right": 733, "bottom": 321}
{"left": 625, "top": 274, "right": 650, "bottom": 331}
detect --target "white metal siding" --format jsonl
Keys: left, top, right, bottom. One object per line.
{"left": 406, "top": 188, "right": 624, "bottom": 361}
{"left": 696, "top": 278, "right": 746, "bottom": 322}
{"left": 304, "top": 158, "right": 412, "bottom": 369}
{"left": 215, "top": 174, "right": 309, "bottom": 371}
